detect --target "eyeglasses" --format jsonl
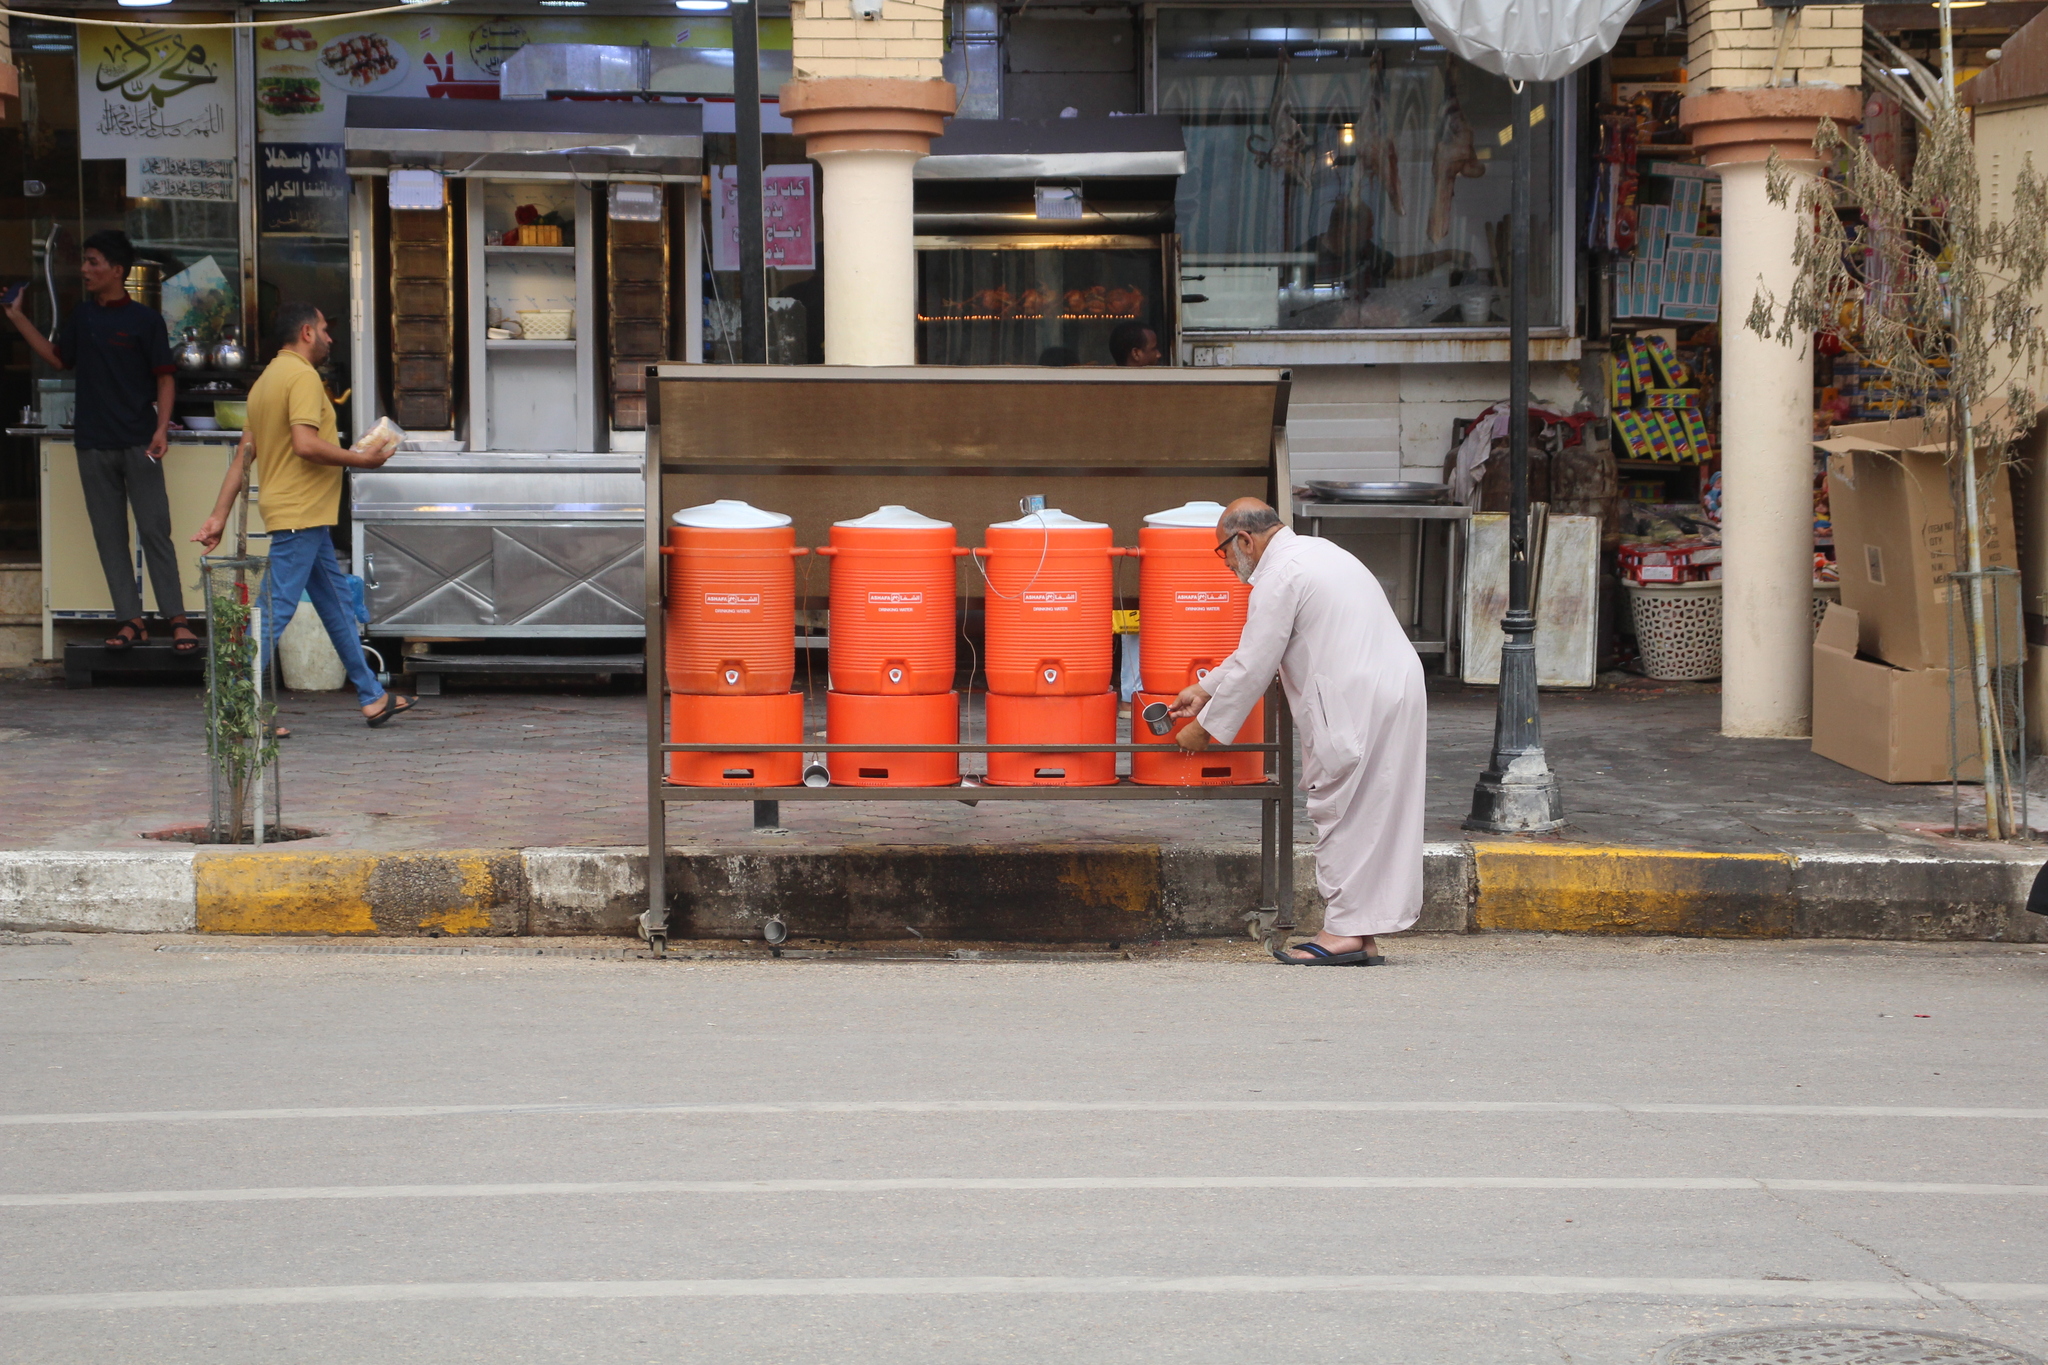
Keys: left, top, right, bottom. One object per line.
{"left": 1213, "top": 533, "right": 1241, "bottom": 561}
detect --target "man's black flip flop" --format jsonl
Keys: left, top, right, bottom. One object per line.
{"left": 365, "top": 694, "right": 417, "bottom": 728}
{"left": 1271, "top": 941, "right": 1386, "bottom": 966}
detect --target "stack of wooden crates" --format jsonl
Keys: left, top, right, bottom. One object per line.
{"left": 605, "top": 193, "right": 669, "bottom": 430}
{"left": 386, "top": 198, "right": 456, "bottom": 431}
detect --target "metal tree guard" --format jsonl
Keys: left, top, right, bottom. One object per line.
{"left": 200, "top": 552, "right": 282, "bottom": 845}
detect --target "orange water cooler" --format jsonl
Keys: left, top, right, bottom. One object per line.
{"left": 817, "top": 505, "right": 964, "bottom": 786}
{"left": 663, "top": 500, "right": 805, "bottom": 785}
{"left": 1129, "top": 500, "right": 1263, "bottom": 786}
{"left": 976, "top": 509, "right": 1121, "bottom": 786}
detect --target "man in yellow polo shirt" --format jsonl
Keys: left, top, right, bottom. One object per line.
{"left": 195, "top": 301, "right": 415, "bottom": 727}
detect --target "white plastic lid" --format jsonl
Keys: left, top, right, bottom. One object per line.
{"left": 1143, "top": 500, "right": 1231, "bottom": 528}
{"left": 834, "top": 504, "right": 952, "bottom": 529}
{"left": 988, "top": 508, "right": 1108, "bottom": 531}
{"left": 671, "top": 499, "right": 791, "bottom": 529}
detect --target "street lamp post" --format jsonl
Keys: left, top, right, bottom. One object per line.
{"left": 1465, "top": 80, "right": 1563, "bottom": 833}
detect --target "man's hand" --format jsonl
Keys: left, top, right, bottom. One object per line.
{"left": 147, "top": 429, "right": 168, "bottom": 461}
{"left": 1175, "top": 720, "right": 1212, "bottom": 752}
{"left": 1167, "top": 683, "right": 1210, "bottom": 720}
{"left": 192, "top": 514, "right": 225, "bottom": 553}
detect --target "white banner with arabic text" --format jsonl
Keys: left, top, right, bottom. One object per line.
{"left": 79, "top": 25, "right": 237, "bottom": 202}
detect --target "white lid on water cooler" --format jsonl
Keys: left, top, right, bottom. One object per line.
{"left": 987, "top": 508, "right": 1108, "bottom": 531}
{"left": 671, "top": 499, "right": 792, "bottom": 528}
{"left": 1143, "top": 500, "right": 1231, "bottom": 528}
{"left": 834, "top": 504, "right": 953, "bottom": 529}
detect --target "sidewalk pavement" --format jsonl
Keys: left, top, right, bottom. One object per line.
{"left": 1, "top": 671, "right": 2041, "bottom": 943}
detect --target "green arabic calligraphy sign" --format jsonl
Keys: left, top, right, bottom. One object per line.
{"left": 92, "top": 27, "right": 221, "bottom": 109}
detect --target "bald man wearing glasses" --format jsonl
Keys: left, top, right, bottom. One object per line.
{"left": 1168, "top": 497, "right": 1428, "bottom": 965}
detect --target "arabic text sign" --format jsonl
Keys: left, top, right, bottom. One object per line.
{"left": 259, "top": 143, "right": 350, "bottom": 235}
{"left": 713, "top": 164, "right": 815, "bottom": 272}
{"left": 80, "top": 26, "right": 236, "bottom": 201}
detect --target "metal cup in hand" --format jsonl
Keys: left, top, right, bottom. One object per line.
{"left": 1142, "top": 701, "right": 1173, "bottom": 735}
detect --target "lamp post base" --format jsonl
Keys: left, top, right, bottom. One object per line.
{"left": 1465, "top": 757, "right": 1564, "bottom": 834}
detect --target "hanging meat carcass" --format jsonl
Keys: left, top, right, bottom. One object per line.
{"left": 1427, "top": 78, "right": 1487, "bottom": 242}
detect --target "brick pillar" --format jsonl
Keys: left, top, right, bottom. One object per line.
{"left": 1679, "top": 0, "right": 1862, "bottom": 737}
{"left": 782, "top": 1, "right": 957, "bottom": 364}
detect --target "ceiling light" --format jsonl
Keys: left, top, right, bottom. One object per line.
{"left": 116, "top": 0, "right": 176, "bottom": 8}
{"left": 1294, "top": 47, "right": 1339, "bottom": 57}
{"left": 675, "top": 0, "right": 730, "bottom": 9}
{"left": 540, "top": 1, "right": 586, "bottom": 6}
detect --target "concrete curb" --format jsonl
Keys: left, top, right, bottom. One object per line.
{"left": 1, "top": 844, "right": 2042, "bottom": 944}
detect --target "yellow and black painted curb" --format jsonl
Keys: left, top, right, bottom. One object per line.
{"left": 2, "top": 843, "right": 2041, "bottom": 942}
{"left": 193, "top": 849, "right": 524, "bottom": 937}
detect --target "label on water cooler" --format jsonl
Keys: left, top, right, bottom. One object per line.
{"left": 1174, "top": 590, "right": 1232, "bottom": 611}
{"left": 867, "top": 590, "right": 924, "bottom": 614}
{"left": 702, "top": 591, "right": 761, "bottom": 618}
{"left": 1023, "top": 590, "right": 1078, "bottom": 612}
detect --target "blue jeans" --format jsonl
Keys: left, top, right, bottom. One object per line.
{"left": 259, "top": 527, "right": 384, "bottom": 709}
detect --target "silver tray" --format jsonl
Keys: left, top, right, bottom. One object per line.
{"left": 1303, "top": 480, "right": 1450, "bottom": 504}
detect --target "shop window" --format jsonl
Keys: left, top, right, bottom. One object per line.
{"left": 1157, "top": 6, "right": 1566, "bottom": 333}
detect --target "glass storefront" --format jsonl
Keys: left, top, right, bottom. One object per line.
{"left": 916, "top": 242, "right": 1164, "bottom": 366}
{"left": 1158, "top": 6, "right": 1564, "bottom": 332}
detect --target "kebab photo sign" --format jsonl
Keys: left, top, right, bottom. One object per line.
{"left": 1425, "top": 0, "right": 1641, "bottom": 835}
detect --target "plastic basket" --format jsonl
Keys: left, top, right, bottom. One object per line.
{"left": 518, "top": 309, "right": 573, "bottom": 340}
{"left": 1811, "top": 582, "right": 1839, "bottom": 636}
{"left": 1626, "top": 580, "right": 1722, "bottom": 681}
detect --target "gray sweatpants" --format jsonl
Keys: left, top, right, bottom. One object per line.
{"left": 77, "top": 445, "right": 185, "bottom": 622}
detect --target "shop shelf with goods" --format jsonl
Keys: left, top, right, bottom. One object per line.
{"left": 472, "top": 180, "right": 596, "bottom": 455}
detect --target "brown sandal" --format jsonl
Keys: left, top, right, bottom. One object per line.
{"left": 168, "top": 617, "right": 200, "bottom": 656}
{"left": 105, "top": 618, "right": 146, "bottom": 651}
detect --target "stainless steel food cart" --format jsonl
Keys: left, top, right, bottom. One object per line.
{"left": 642, "top": 363, "right": 1301, "bottom": 952}
{"left": 342, "top": 96, "right": 703, "bottom": 662}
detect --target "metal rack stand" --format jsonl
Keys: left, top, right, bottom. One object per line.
{"left": 1295, "top": 500, "right": 1471, "bottom": 677}
{"left": 641, "top": 364, "right": 1299, "bottom": 955}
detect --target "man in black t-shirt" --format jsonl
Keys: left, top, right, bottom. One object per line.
{"left": 4, "top": 229, "right": 191, "bottom": 652}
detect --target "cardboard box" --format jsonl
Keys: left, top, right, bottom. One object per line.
{"left": 1811, "top": 604, "right": 1980, "bottom": 783}
{"left": 1816, "top": 418, "right": 2020, "bottom": 672}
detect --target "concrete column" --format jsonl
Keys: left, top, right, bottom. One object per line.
{"left": 812, "top": 147, "right": 923, "bottom": 364}
{"left": 1715, "top": 156, "right": 1817, "bottom": 736}
{"left": 780, "top": 78, "right": 957, "bottom": 366}
{"left": 1681, "top": 86, "right": 1863, "bottom": 738}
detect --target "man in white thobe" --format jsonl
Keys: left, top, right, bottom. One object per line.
{"left": 1169, "top": 498, "right": 1427, "bottom": 964}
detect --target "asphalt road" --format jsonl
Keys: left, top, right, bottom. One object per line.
{"left": 2, "top": 932, "right": 2046, "bottom": 1364}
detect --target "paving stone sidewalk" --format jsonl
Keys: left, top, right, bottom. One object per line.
{"left": 0, "top": 669, "right": 2013, "bottom": 856}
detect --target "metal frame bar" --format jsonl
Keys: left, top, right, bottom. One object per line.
{"left": 1297, "top": 502, "right": 1471, "bottom": 676}
{"left": 640, "top": 371, "right": 1297, "bottom": 953}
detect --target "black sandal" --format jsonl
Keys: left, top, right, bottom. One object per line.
{"left": 168, "top": 617, "right": 200, "bottom": 656}
{"left": 365, "top": 693, "right": 417, "bottom": 728}
{"left": 104, "top": 618, "right": 146, "bottom": 651}
{"left": 1271, "top": 941, "right": 1386, "bottom": 966}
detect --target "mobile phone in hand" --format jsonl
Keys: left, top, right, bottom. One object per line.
{"left": 0, "top": 283, "right": 25, "bottom": 311}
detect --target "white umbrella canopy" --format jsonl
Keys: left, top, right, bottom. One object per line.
{"left": 1412, "top": 0, "right": 1643, "bottom": 83}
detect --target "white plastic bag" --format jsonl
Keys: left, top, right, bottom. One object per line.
{"left": 1412, "top": 0, "right": 1641, "bottom": 83}
{"left": 352, "top": 415, "right": 405, "bottom": 458}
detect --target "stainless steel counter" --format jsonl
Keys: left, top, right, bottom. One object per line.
{"left": 349, "top": 449, "right": 646, "bottom": 639}
{"left": 9, "top": 427, "right": 244, "bottom": 443}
